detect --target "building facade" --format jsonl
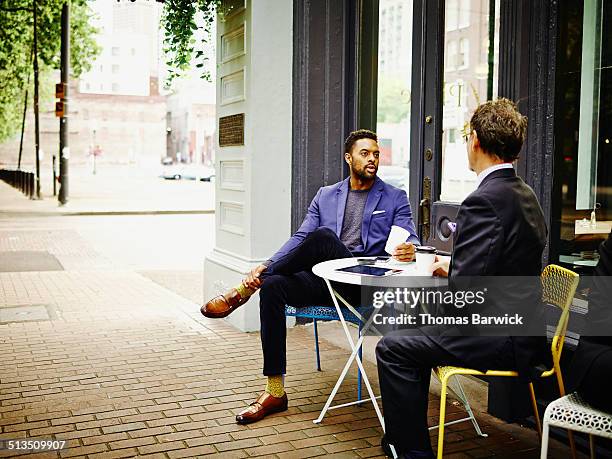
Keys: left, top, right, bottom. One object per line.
{"left": 204, "top": 0, "right": 611, "bottom": 442}
{"left": 79, "top": 0, "right": 163, "bottom": 97}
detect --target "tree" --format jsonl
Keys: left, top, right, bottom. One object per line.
{"left": 0, "top": 0, "right": 100, "bottom": 143}
{"left": 161, "top": 0, "right": 235, "bottom": 88}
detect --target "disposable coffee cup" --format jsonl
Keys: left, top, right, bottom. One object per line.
{"left": 415, "top": 246, "right": 437, "bottom": 275}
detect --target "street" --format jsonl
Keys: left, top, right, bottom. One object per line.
{"left": 0, "top": 163, "right": 215, "bottom": 215}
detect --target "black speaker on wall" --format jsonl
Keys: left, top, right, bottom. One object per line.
{"left": 429, "top": 202, "right": 461, "bottom": 255}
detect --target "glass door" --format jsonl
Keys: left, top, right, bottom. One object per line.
{"left": 409, "top": 0, "right": 500, "bottom": 251}
{"left": 376, "top": 0, "right": 414, "bottom": 194}
{"left": 439, "top": 0, "right": 500, "bottom": 203}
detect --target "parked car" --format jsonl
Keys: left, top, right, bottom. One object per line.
{"left": 180, "top": 166, "right": 215, "bottom": 182}
{"left": 159, "top": 165, "right": 215, "bottom": 182}
{"left": 160, "top": 165, "right": 183, "bottom": 180}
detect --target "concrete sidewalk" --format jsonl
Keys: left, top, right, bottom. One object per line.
{"left": 0, "top": 163, "right": 214, "bottom": 216}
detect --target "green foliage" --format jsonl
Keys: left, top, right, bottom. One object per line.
{"left": 377, "top": 77, "right": 412, "bottom": 124}
{"left": 0, "top": 0, "right": 100, "bottom": 143}
{"left": 161, "top": 0, "right": 219, "bottom": 89}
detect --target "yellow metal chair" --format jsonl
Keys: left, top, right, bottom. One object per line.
{"left": 432, "top": 264, "right": 580, "bottom": 459}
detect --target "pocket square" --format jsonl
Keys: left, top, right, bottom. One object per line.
{"left": 372, "top": 210, "right": 386, "bottom": 215}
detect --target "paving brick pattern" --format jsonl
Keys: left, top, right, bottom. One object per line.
{"left": 0, "top": 184, "right": 577, "bottom": 458}
{"left": 0, "top": 267, "right": 559, "bottom": 458}
{"left": 0, "top": 230, "right": 113, "bottom": 271}
{"left": 138, "top": 271, "right": 203, "bottom": 306}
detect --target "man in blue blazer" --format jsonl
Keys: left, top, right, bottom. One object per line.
{"left": 202, "top": 129, "right": 419, "bottom": 424}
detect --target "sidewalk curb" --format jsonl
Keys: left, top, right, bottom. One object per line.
{"left": 0, "top": 209, "right": 215, "bottom": 217}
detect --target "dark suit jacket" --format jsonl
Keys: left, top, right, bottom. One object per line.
{"left": 441, "top": 168, "right": 548, "bottom": 379}
{"left": 569, "top": 230, "right": 612, "bottom": 391}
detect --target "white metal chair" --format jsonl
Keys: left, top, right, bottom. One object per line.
{"left": 541, "top": 392, "right": 612, "bottom": 459}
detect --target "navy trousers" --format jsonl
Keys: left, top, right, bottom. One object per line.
{"left": 259, "top": 227, "right": 359, "bottom": 376}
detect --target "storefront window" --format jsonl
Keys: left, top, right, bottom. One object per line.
{"left": 376, "top": 0, "right": 413, "bottom": 193}
{"left": 555, "top": 0, "right": 611, "bottom": 269}
{"left": 439, "top": 0, "right": 500, "bottom": 203}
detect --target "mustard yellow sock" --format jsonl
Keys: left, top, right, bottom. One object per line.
{"left": 265, "top": 375, "right": 285, "bottom": 397}
{"left": 235, "top": 283, "right": 256, "bottom": 298}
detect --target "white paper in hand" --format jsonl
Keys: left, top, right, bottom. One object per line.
{"left": 385, "top": 225, "right": 410, "bottom": 255}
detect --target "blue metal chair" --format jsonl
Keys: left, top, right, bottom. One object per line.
{"left": 285, "top": 304, "right": 368, "bottom": 400}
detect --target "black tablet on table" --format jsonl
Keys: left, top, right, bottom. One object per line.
{"left": 335, "top": 265, "right": 402, "bottom": 277}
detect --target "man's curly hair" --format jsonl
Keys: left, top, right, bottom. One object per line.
{"left": 470, "top": 98, "right": 527, "bottom": 162}
{"left": 344, "top": 129, "right": 378, "bottom": 154}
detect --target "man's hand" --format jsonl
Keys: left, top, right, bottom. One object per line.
{"left": 392, "top": 242, "right": 415, "bottom": 262}
{"left": 431, "top": 255, "right": 450, "bottom": 278}
{"left": 243, "top": 264, "right": 267, "bottom": 290}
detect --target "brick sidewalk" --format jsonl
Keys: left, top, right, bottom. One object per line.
{"left": 0, "top": 185, "right": 578, "bottom": 458}
{"left": 0, "top": 270, "right": 577, "bottom": 458}
{"left": 0, "top": 271, "right": 388, "bottom": 458}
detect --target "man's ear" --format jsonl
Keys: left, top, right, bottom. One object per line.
{"left": 472, "top": 130, "right": 479, "bottom": 148}
{"left": 344, "top": 152, "right": 352, "bottom": 166}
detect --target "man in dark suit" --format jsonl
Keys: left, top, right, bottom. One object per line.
{"left": 202, "top": 129, "right": 420, "bottom": 424}
{"left": 376, "top": 99, "right": 548, "bottom": 458}
{"left": 569, "top": 230, "right": 612, "bottom": 412}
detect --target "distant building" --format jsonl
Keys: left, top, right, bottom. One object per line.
{"left": 166, "top": 76, "right": 216, "bottom": 165}
{"left": 70, "top": 0, "right": 167, "bottom": 165}
{"left": 378, "top": 0, "right": 413, "bottom": 79}
{"left": 79, "top": 0, "right": 164, "bottom": 97}
{"left": 0, "top": 0, "right": 168, "bottom": 168}
{"left": 70, "top": 82, "right": 167, "bottom": 166}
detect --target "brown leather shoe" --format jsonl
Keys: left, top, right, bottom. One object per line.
{"left": 201, "top": 289, "right": 250, "bottom": 318}
{"left": 235, "top": 392, "right": 288, "bottom": 425}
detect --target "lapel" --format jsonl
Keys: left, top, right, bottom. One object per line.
{"left": 361, "top": 177, "right": 384, "bottom": 250}
{"left": 335, "top": 178, "right": 350, "bottom": 236}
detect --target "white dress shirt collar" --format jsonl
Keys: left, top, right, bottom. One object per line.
{"left": 476, "top": 163, "right": 514, "bottom": 189}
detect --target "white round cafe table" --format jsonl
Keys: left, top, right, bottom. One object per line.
{"left": 311, "top": 256, "right": 448, "bottom": 288}
{"left": 310, "top": 257, "right": 486, "bottom": 453}
{"left": 310, "top": 256, "right": 447, "bottom": 432}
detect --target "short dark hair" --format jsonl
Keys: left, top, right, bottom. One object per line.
{"left": 470, "top": 98, "right": 527, "bottom": 162}
{"left": 344, "top": 129, "right": 378, "bottom": 154}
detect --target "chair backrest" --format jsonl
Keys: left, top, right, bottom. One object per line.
{"left": 541, "top": 264, "right": 580, "bottom": 366}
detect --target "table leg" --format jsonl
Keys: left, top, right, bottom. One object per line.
{"left": 313, "top": 333, "right": 366, "bottom": 424}
{"left": 312, "top": 279, "right": 385, "bottom": 430}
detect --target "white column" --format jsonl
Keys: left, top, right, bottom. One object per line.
{"left": 204, "top": 0, "right": 293, "bottom": 332}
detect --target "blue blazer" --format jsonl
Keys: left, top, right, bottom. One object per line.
{"left": 269, "top": 176, "right": 419, "bottom": 263}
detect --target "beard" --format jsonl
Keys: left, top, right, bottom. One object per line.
{"left": 356, "top": 165, "right": 377, "bottom": 179}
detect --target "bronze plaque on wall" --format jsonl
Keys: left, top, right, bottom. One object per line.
{"left": 219, "top": 114, "right": 245, "bottom": 147}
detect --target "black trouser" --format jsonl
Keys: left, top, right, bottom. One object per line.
{"left": 578, "top": 348, "right": 612, "bottom": 412}
{"left": 259, "top": 227, "right": 359, "bottom": 376}
{"left": 375, "top": 331, "right": 516, "bottom": 454}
